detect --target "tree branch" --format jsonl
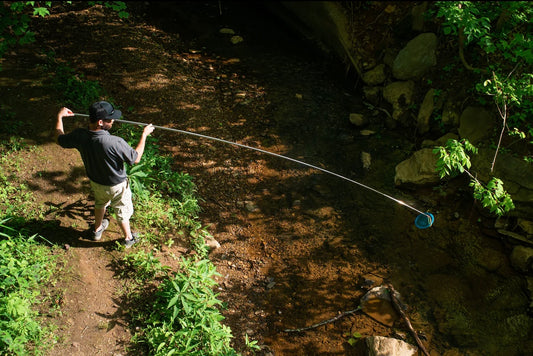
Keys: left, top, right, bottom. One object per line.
{"left": 387, "top": 284, "right": 430, "bottom": 356}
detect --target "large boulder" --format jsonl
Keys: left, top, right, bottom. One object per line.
{"left": 395, "top": 148, "right": 439, "bottom": 187}
{"left": 510, "top": 246, "right": 533, "bottom": 272}
{"left": 392, "top": 33, "right": 438, "bottom": 80}
{"left": 458, "top": 106, "right": 496, "bottom": 145}
{"left": 471, "top": 148, "right": 533, "bottom": 217}
{"left": 383, "top": 81, "right": 415, "bottom": 121}
{"left": 362, "top": 64, "right": 387, "bottom": 85}
{"left": 417, "top": 88, "right": 435, "bottom": 134}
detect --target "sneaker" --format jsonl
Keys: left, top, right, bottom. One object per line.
{"left": 124, "top": 232, "right": 140, "bottom": 248}
{"left": 93, "top": 219, "right": 109, "bottom": 241}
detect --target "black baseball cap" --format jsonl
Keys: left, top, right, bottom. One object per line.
{"left": 89, "top": 101, "right": 122, "bottom": 122}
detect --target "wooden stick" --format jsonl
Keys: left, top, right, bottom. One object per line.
{"left": 387, "top": 284, "right": 430, "bottom": 356}
{"left": 283, "top": 306, "right": 361, "bottom": 333}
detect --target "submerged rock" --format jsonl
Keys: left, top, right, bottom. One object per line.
{"left": 360, "top": 285, "right": 402, "bottom": 327}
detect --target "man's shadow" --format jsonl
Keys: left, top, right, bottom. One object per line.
{"left": 12, "top": 197, "right": 123, "bottom": 249}
{"left": 17, "top": 217, "right": 122, "bottom": 249}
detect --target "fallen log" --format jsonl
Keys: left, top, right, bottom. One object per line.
{"left": 387, "top": 283, "right": 430, "bottom": 356}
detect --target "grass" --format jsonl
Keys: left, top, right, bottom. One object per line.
{"left": 0, "top": 136, "right": 65, "bottom": 355}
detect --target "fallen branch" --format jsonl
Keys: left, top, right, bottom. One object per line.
{"left": 283, "top": 306, "right": 361, "bottom": 333}
{"left": 387, "top": 284, "right": 430, "bottom": 356}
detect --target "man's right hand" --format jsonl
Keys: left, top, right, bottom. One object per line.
{"left": 58, "top": 107, "right": 74, "bottom": 118}
{"left": 143, "top": 124, "right": 155, "bottom": 136}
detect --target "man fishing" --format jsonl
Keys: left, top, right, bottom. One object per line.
{"left": 55, "top": 101, "right": 154, "bottom": 247}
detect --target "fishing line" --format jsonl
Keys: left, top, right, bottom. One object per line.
{"left": 73, "top": 113, "right": 434, "bottom": 228}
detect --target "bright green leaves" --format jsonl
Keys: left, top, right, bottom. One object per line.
{"left": 435, "top": 1, "right": 492, "bottom": 44}
{"left": 0, "top": 221, "right": 58, "bottom": 355}
{"left": 432, "top": 1, "right": 533, "bottom": 163}
{"left": 434, "top": 139, "right": 514, "bottom": 217}
{"left": 140, "top": 257, "right": 236, "bottom": 356}
{"left": 433, "top": 138, "right": 477, "bottom": 178}
{"left": 470, "top": 177, "right": 515, "bottom": 216}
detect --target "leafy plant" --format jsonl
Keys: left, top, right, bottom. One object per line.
{"left": 0, "top": 219, "right": 59, "bottom": 356}
{"left": 430, "top": 2, "right": 531, "bottom": 214}
{"left": 121, "top": 250, "right": 170, "bottom": 281}
{"left": 432, "top": 1, "right": 533, "bottom": 163}
{"left": 40, "top": 54, "right": 103, "bottom": 112}
{"left": 0, "top": 141, "right": 46, "bottom": 221}
{"left": 434, "top": 139, "right": 514, "bottom": 216}
{"left": 244, "top": 333, "right": 261, "bottom": 352}
{"left": 347, "top": 331, "right": 363, "bottom": 346}
{"left": 135, "top": 257, "right": 238, "bottom": 356}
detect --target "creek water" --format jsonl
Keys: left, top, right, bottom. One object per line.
{"left": 144, "top": 2, "right": 532, "bottom": 354}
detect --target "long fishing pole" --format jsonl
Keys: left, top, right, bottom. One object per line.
{"left": 73, "top": 113, "right": 434, "bottom": 228}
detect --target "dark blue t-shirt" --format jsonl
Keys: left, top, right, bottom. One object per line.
{"left": 58, "top": 128, "right": 138, "bottom": 186}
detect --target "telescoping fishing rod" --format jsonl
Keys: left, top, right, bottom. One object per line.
{"left": 73, "top": 113, "right": 434, "bottom": 229}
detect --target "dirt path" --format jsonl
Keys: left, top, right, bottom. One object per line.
{"left": 10, "top": 136, "right": 133, "bottom": 354}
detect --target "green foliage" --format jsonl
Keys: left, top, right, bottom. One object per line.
{"left": 0, "top": 219, "right": 58, "bottom": 356}
{"left": 88, "top": 1, "right": 129, "bottom": 19}
{"left": 39, "top": 53, "right": 103, "bottom": 112}
{"left": 434, "top": 139, "right": 514, "bottom": 216}
{"left": 121, "top": 250, "right": 170, "bottom": 281}
{"left": 114, "top": 123, "right": 209, "bottom": 254}
{"left": 0, "top": 140, "right": 45, "bottom": 221}
{"left": 347, "top": 331, "right": 363, "bottom": 346}
{"left": 135, "top": 257, "right": 238, "bottom": 356}
{"left": 470, "top": 177, "right": 515, "bottom": 216}
{"left": 431, "top": 2, "right": 530, "bottom": 215}
{"left": 0, "top": 1, "right": 128, "bottom": 68}
{"left": 434, "top": 138, "right": 477, "bottom": 178}
{"left": 432, "top": 1, "right": 533, "bottom": 160}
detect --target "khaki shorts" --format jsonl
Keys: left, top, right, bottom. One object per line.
{"left": 90, "top": 179, "right": 133, "bottom": 222}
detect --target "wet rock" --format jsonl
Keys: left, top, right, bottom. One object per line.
{"left": 510, "top": 245, "right": 533, "bottom": 272}
{"left": 441, "top": 100, "right": 461, "bottom": 127}
{"left": 383, "top": 81, "right": 415, "bottom": 121}
{"left": 361, "top": 152, "right": 371, "bottom": 170}
{"left": 475, "top": 247, "right": 504, "bottom": 272}
{"left": 205, "top": 237, "right": 221, "bottom": 250}
{"left": 458, "top": 106, "right": 496, "bottom": 145}
{"left": 394, "top": 148, "right": 440, "bottom": 187}
{"left": 362, "top": 64, "right": 386, "bottom": 85}
{"left": 498, "top": 229, "right": 533, "bottom": 247}
{"left": 219, "top": 28, "right": 235, "bottom": 35}
{"left": 363, "top": 86, "right": 381, "bottom": 105}
{"left": 360, "top": 285, "right": 401, "bottom": 327}
{"left": 231, "top": 35, "right": 244, "bottom": 44}
{"left": 359, "top": 273, "right": 383, "bottom": 287}
{"left": 471, "top": 148, "right": 533, "bottom": 218}
{"left": 364, "top": 335, "right": 418, "bottom": 356}
{"left": 417, "top": 88, "right": 434, "bottom": 134}
{"left": 421, "top": 132, "right": 459, "bottom": 148}
{"left": 360, "top": 129, "right": 376, "bottom": 136}
{"left": 392, "top": 33, "right": 438, "bottom": 80}
{"left": 349, "top": 112, "right": 368, "bottom": 127}
{"left": 518, "top": 219, "right": 533, "bottom": 236}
